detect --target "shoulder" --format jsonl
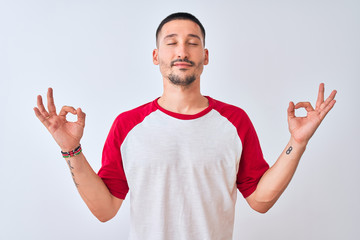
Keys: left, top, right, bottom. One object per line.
{"left": 111, "top": 100, "right": 158, "bottom": 135}
{"left": 210, "top": 97, "right": 251, "bottom": 126}
{"left": 209, "top": 97, "right": 262, "bottom": 150}
{"left": 116, "top": 100, "right": 157, "bottom": 122}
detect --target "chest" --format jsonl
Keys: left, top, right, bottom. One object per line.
{"left": 121, "top": 111, "right": 242, "bottom": 176}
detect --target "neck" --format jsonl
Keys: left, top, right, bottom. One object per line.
{"left": 158, "top": 78, "right": 208, "bottom": 115}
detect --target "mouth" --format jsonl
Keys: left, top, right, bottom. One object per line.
{"left": 173, "top": 63, "right": 192, "bottom": 68}
{"left": 171, "top": 59, "right": 195, "bottom": 68}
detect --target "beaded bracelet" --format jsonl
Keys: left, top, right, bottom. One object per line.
{"left": 61, "top": 144, "right": 82, "bottom": 158}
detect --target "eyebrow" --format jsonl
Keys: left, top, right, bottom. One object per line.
{"left": 163, "top": 33, "right": 201, "bottom": 41}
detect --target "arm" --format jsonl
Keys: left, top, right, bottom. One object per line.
{"left": 246, "top": 83, "right": 337, "bottom": 213}
{"left": 34, "top": 88, "right": 122, "bottom": 222}
{"left": 62, "top": 152, "right": 123, "bottom": 222}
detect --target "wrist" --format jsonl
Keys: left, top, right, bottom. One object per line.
{"left": 60, "top": 143, "right": 81, "bottom": 153}
{"left": 289, "top": 136, "right": 308, "bottom": 149}
{"left": 61, "top": 144, "right": 82, "bottom": 158}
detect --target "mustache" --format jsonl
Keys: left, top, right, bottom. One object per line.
{"left": 171, "top": 58, "right": 195, "bottom": 66}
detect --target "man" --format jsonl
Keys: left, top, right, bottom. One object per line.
{"left": 34, "top": 12, "right": 337, "bottom": 240}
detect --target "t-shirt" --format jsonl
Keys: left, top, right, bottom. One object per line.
{"left": 98, "top": 96, "right": 269, "bottom": 240}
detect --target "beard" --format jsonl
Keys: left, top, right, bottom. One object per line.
{"left": 168, "top": 73, "right": 196, "bottom": 87}
{"left": 168, "top": 58, "right": 197, "bottom": 86}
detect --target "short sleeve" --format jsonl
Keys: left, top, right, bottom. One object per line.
{"left": 97, "top": 101, "right": 158, "bottom": 200}
{"left": 98, "top": 116, "right": 129, "bottom": 200}
{"left": 236, "top": 113, "right": 269, "bottom": 198}
{"left": 211, "top": 98, "right": 269, "bottom": 199}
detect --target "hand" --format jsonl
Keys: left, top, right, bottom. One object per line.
{"left": 287, "top": 83, "right": 337, "bottom": 145}
{"left": 34, "top": 88, "right": 86, "bottom": 152}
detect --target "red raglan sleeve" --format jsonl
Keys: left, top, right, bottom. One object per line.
{"left": 98, "top": 115, "right": 129, "bottom": 200}
{"left": 212, "top": 97, "right": 269, "bottom": 199}
{"left": 236, "top": 111, "right": 269, "bottom": 198}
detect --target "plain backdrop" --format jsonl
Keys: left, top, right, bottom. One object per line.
{"left": 0, "top": 0, "right": 359, "bottom": 239}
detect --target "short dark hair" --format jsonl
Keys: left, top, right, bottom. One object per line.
{"left": 156, "top": 12, "right": 206, "bottom": 47}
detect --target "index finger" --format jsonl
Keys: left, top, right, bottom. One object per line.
{"left": 47, "top": 87, "right": 57, "bottom": 115}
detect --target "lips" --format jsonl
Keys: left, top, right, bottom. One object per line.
{"left": 174, "top": 63, "right": 192, "bottom": 67}
{"left": 171, "top": 59, "right": 195, "bottom": 67}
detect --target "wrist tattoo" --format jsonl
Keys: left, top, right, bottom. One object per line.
{"left": 67, "top": 160, "right": 79, "bottom": 188}
{"left": 286, "top": 146, "right": 293, "bottom": 155}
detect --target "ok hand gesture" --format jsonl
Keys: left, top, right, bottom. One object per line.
{"left": 287, "top": 83, "right": 337, "bottom": 145}
{"left": 34, "top": 88, "right": 86, "bottom": 152}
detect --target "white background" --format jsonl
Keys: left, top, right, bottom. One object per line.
{"left": 0, "top": 0, "right": 359, "bottom": 239}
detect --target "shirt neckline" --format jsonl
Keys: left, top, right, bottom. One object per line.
{"left": 153, "top": 96, "right": 214, "bottom": 120}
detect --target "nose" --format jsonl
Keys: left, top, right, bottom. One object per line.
{"left": 176, "top": 43, "right": 189, "bottom": 59}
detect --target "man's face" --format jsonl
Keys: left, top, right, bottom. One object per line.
{"left": 153, "top": 20, "right": 209, "bottom": 87}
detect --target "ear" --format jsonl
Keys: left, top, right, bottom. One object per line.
{"left": 153, "top": 49, "right": 159, "bottom": 65}
{"left": 203, "top": 48, "right": 209, "bottom": 65}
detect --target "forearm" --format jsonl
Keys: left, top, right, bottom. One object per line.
{"left": 34, "top": 89, "right": 122, "bottom": 221}
{"left": 247, "top": 137, "right": 307, "bottom": 213}
{"left": 246, "top": 84, "right": 336, "bottom": 213}
{"left": 64, "top": 152, "right": 122, "bottom": 222}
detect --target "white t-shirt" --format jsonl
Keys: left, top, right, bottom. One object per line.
{"left": 98, "top": 96, "right": 269, "bottom": 240}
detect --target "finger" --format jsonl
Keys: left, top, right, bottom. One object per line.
{"left": 287, "top": 101, "right": 295, "bottom": 119}
{"left": 320, "top": 89, "right": 337, "bottom": 110}
{"left": 76, "top": 108, "right": 86, "bottom": 127}
{"left": 59, "top": 106, "right": 77, "bottom": 117}
{"left": 315, "top": 83, "right": 325, "bottom": 109}
{"left": 47, "top": 87, "right": 57, "bottom": 115}
{"left": 319, "top": 99, "right": 336, "bottom": 120}
{"left": 295, "top": 102, "right": 315, "bottom": 112}
{"left": 34, "top": 107, "right": 50, "bottom": 128}
{"left": 37, "top": 95, "right": 50, "bottom": 117}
